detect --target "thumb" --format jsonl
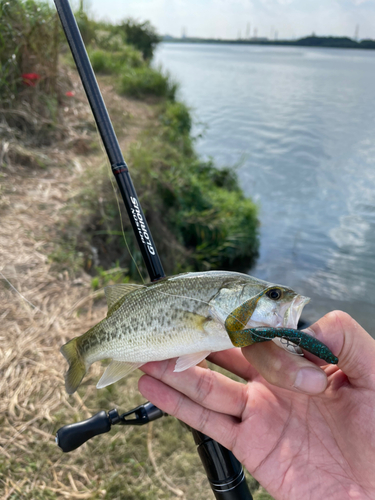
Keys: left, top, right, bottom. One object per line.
{"left": 306, "top": 310, "right": 375, "bottom": 387}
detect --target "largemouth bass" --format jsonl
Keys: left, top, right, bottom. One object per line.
{"left": 61, "top": 271, "right": 337, "bottom": 394}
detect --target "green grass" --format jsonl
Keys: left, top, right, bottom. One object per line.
{"left": 89, "top": 47, "right": 143, "bottom": 74}
{"left": 48, "top": 243, "right": 84, "bottom": 276}
{"left": 89, "top": 45, "right": 178, "bottom": 100}
{"left": 119, "top": 66, "right": 178, "bottom": 100}
{"left": 91, "top": 265, "right": 130, "bottom": 290}
{"left": 86, "top": 17, "right": 176, "bottom": 100}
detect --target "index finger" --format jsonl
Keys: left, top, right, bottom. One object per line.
{"left": 140, "top": 357, "right": 248, "bottom": 418}
{"left": 207, "top": 347, "right": 260, "bottom": 381}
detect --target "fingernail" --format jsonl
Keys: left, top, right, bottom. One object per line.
{"left": 294, "top": 368, "right": 327, "bottom": 394}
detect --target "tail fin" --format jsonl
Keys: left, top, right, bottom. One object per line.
{"left": 60, "top": 338, "right": 86, "bottom": 394}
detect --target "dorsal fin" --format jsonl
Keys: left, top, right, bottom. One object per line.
{"left": 104, "top": 284, "right": 144, "bottom": 316}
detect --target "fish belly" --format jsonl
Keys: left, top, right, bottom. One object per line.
{"left": 85, "top": 312, "right": 233, "bottom": 366}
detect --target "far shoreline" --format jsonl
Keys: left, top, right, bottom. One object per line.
{"left": 162, "top": 35, "right": 375, "bottom": 51}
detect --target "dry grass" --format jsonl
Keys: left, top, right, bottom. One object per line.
{"left": 0, "top": 159, "right": 214, "bottom": 500}
{"left": 0, "top": 73, "right": 270, "bottom": 499}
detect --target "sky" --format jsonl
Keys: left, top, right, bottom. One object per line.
{"left": 82, "top": 0, "right": 375, "bottom": 40}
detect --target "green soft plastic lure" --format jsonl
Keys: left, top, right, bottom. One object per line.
{"left": 231, "top": 326, "right": 338, "bottom": 364}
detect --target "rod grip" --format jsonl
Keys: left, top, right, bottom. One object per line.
{"left": 56, "top": 410, "right": 111, "bottom": 452}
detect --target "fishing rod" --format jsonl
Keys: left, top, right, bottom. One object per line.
{"left": 53, "top": 1, "right": 253, "bottom": 499}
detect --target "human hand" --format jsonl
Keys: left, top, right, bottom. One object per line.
{"left": 138, "top": 311, "right": 375, "bottom": 500}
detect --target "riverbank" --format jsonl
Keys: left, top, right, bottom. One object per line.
{"left": 163, "top": 35, "right": 375, "bottom": 50}
{"left": 0, "top": 1, "right": 259, "bottom": 281}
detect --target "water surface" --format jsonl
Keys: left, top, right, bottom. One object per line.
{"left": 155, "top": 43, "right": 375, "bottom": 333}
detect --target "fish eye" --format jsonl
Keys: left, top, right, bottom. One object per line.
{"left": 266, "top": 288, "right": 282, "bottom": 300}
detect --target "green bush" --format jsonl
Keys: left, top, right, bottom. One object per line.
{"left": 141, "top": 103, "right": 259, "bottom": 271}
{"left": 155, "top": 156, "right": 259, "bottom": 271}
{"left": 75, "top": 8, "right": 96, "bottom": 46}
{"left": 89, "top": 47, "right": 143, "bottom": 74}
{"left": 160, "top": 101, "right": 193, "bottom": 155}
{"left": 94, "top": 28, "right": 124, "bottom": 52}
{"left": 119, "top": 66, "right": 178, "bottom": 100}
{"left": 84, "top": 17, "right": 161, "bottom": 62}
{"left": 119, "top": 19, "right": 161, "bottom": 60}
{"left": 0, "top": 0, "right": 61, "bottom": 104}
{"left": 162, "top": 101, "right": 191, "bottom": 135}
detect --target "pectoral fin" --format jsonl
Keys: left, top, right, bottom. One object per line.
{"left": 225, "top": 293, "right": 264, "bottom": 333}
{"left": 174, "top": 351, "right": 211, "bottom": 372}
{"left": 96, "top": 360, "right": 143, "bottom": 389}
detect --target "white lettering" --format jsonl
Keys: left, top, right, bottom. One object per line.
{"left": 148, "top": 244, "right": 155, "bottom": 255}
{"left": 130, "top": 199, "right": 155, "bottom": 255}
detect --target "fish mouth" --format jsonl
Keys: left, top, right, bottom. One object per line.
{"left": 283, "top": 295, "right": 310, "bottom": 329}
{"left": 244, "top": 293, "right": 310, "bottom": 355}
{"left": 245, "top": 294, "right": 310, "bottom": 330}
{"left": 272, "top": 294, "right": 310, "bottom": 355}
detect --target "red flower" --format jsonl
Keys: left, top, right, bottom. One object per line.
{"left": 65, "top": 91, "right": 75, "bottom": 97}
{"left": 22, "top": 73, "right": 41, "bottom": 87}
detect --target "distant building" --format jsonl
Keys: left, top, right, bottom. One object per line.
{"left": 246, "top": 23, "right": 251, "bottom": 40}
{"left": 354, "top": 24, "right": 359, "bottom": 41}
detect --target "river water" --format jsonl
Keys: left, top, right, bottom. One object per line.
{"left": 154, "top": 43, "right": 375, "bottom": 333}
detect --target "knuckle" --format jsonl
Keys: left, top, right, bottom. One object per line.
{"left": 238, "top": 385, "right": 249, "bottom": 418}
{"left": 171, "top": 392, "right": 185, "bottom": 418}
{"left": 198, "top": 406, "right": 211, "bottom": 433}
{"left": 327, "top": 310, "right": 354, "bottom": 328}
{"left": 264, "top": 362, "right": 295, "bottom": 389}
{"left": 195, "top": 369, "right": 214, "bottom": 404}
{"left": 226, "top": 423, "right": 240, "bottom": 453}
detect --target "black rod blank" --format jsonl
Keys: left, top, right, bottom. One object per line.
{"left": 55, "top": 2, "right": 122, "bottom": 166}
{"left": 54, "top": 0, "right": 164, "bottom": 281}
